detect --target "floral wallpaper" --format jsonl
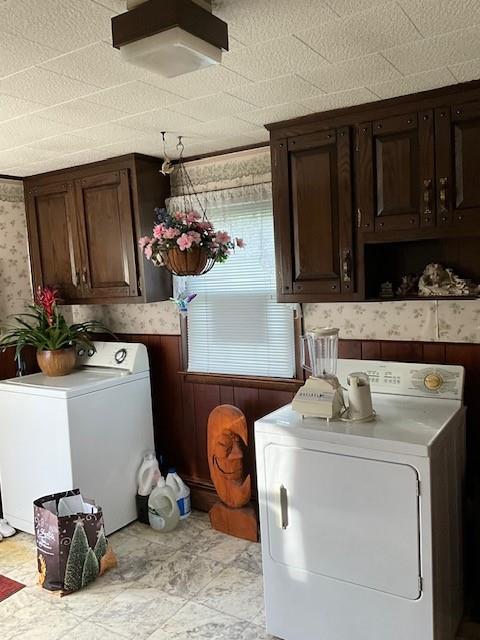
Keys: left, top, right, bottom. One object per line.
{"left": 303, "top": 300, "right": 480, "bottom": 343}
{"left": 0, "top": 179, "right": 33, "bottom": 323}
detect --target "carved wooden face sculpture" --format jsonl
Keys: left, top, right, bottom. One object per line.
{"left": 207, "top": 405, "right": 251, "bottom": 509}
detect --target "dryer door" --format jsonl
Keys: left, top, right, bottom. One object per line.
{"left": 264, "top": 444, "right": 421, "bottom": 600}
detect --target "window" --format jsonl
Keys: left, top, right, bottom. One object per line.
{"left": 168, "top": 184, "right": 295, "bottom": 378}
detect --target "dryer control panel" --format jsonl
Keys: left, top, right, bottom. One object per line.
{"left": 337, "top": 359, "right": 464, "bottom": 400}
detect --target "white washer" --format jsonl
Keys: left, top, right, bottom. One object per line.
{"left": 0, "top": 342, "right": 155, "bottom": 535}
{"left": 255, "top": 359, "right": 466, "bottom": 640}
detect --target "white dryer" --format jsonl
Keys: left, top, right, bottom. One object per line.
{"left": 0, "top": 342, "right": 155, "bottom": 535}
{"left": 255, "top": 359, "right": 465, "bottom": 640}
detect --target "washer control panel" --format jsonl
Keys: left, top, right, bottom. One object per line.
{"left": 337, "top": 359, "right": 464, "bottom": 400}
{"left": 76, "top": 341, "right": 149, "bottom": 374}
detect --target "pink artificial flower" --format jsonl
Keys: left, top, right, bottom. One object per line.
{"left": 186, "top": 211, "right": 201, "bottom": 224}
{"left": 198, "top": 221, "right": 213, "bottom": 231}
{"left": 177, "top": 233, "right": 193, "bottom": 251}
{"left": 174, "top": 211, "right": 186, "bottom": 221}
{"left": 138, "top": 236, "right": 151, "bottom": 249}
{"left": 163, "top": 227, "right": 180, "bottom": 239}
{"left": 235, "top": 237, "right": 246, "bottom": 248}
{"left": 215, "top": 231, "right": 231, "bottom": 245}
{"left": 153, "top": 224, "right": 165, "bottom": 239}
{"left": 144, "top": 244, "right": 153, "bottom": 259}
{"left": 187, "top": 230, "right": 201, "bottom": 245}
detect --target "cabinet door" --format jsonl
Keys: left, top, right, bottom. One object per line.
{"left": 26, "top": 180, "right": 83, "bottom": 301}
{"left": 357, "top": 111, "right": 435, "bottom": 232}
{"left": 272, "top": 127, "right": 354, "bottom": 299}
{"left": 435, "top": 102, "right": 480, "bottom": 228}
{"left": 75, "top": 169, "right": 138, "bottom": 300}
{"left": 264, "top": 443, "right": 421, "bottom": 600}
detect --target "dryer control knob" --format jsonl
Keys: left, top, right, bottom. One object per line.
{"left": 424, "top": 373, "right": 443, "bottom": 391}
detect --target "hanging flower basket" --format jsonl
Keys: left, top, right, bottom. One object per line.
{"left": 139, "top": 136, "right": 245, "bottom": 278}
{"left": 160, "top": 245, "right": 213, "bottom": 277}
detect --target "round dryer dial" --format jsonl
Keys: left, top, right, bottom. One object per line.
{"left": 424, "top": 373, "right": 444, "bottom": 391}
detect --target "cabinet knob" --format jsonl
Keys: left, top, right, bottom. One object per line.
{"left": 409, "top": 218, "right": 415, "bottom": 224}
{"left": 364, "top": 222, "right": 370, "bottom": 228}
{"left": 458, "top": 215, "right": 463, "bottom": 221}
{"left": 424, "top": 217, "right": 431, "bottom": 223}
{"left": 377, "top": 124, "right": 382, "bottom": 129}
{"left": 442, "top": 216, "right": 448, "bottom": 222}
{"left": 422, "top": 114, "right": 429, "bottom": 120}
{"left": 456, "top": 109, "right": 462, "bottom": 115}
{"left": 379, "top": 222, "right": 384, "bottom": 227}
{"left": 440, "top": 111, "right": 446, "bottom": 117}
{"left": 331, "top": 284, "right": 337, "bottom": 290}
{"left": 81, "top": 268, "right": 88, "bottom": 285}
{"left": 407, "top": 119, "right": 413, "bottom": 124}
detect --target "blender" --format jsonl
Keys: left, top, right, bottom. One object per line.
{"left": 292, "top": 327, "right": 345, "bottom": 420}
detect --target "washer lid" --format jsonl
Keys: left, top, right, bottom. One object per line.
{"left": 0, "top": 368, "right": 149, "bottom": 399}
{"left": 255, "top": 395, "right": 463, "bottom": 457}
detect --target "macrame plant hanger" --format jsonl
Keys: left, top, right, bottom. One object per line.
{"left": 160, "top": 136, "right": 216, "bottom": 277}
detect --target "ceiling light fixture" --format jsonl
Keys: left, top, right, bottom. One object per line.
{"left": 112, "top": 0, "right": 229, "bottom": 78}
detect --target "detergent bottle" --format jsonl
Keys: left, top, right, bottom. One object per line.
{"left": 137, "top": 451, "right": 160, "bottom": 496}
{"left": 166, "top": 468, "right": 191, "bottom": 520}
{"left": 148, "top": 477, "right": 180, "bottom": 532}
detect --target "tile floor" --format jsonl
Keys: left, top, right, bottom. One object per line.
{"left": 0, "top": 511, "right": 272, "bottom": 640}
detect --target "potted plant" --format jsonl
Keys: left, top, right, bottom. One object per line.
{"left": 0, "top": 287, "right": 113, "bottom": 377}
{"left": 139, "top": 208, "right": 245, "bottom": 276}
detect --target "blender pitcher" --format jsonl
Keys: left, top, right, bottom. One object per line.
{"left": 300, "top": 328, "right": 339, "bottom": 379}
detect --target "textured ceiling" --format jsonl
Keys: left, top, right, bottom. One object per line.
{"left": 1, "top": 0, "right": 480, "bottom": 176}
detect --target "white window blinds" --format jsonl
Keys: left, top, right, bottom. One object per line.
{"left": 167, "top": 183, "right": 295, "bottom": 378}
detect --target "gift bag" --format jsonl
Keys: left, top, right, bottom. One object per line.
{"left": 34, "top": 489, "right": 117, "bottom": 594}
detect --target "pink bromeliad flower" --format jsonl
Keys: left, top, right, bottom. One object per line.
{"left": 215, "top": 231, "right": 231, "bottom": 245}
{"left": 177, "top": 233, "right": 193, "bottom": 251}
{"left": 235, "top": 237, "right": 246, "bottom": 248}
{"left": 163, "top": 227, "right": 180, "bottom": 239}
{"left": 187, "top": 230, "right": 201, "bottom": 245}
{"left": 138, "top": 236, "right": 151, "bottom": 249}
{"left": 153, "top": 223, "right": 165, "bottom": 239}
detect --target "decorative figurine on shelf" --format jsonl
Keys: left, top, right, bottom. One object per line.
{"left": 207, "top": 405, "right": 258, "bottom": 542}
{"left": 418, "top": 263, "right": 480, "bottom": 297}
{"left": 379, "top": 281, "right": 394, "bottom": 298}
{"left": 396, "top": 274, "right": 419, "bottom": 297}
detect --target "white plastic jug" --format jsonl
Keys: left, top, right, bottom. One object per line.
{"left": 148, "top": 477, "right": 180, "bottom": 532}
{"left": 166, "top": 468, "right": 191, "bottom": 520}
{"left": 137, "top": 451, "right": 160, "bottom": 497}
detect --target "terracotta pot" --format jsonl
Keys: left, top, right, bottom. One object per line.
{"left": 36, "top": 348, "right": 77, "bottom": 377}
{"left": 161, "top": 246, "right": 211, "bottom": 276}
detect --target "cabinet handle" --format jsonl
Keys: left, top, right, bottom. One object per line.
{"left": 279, "top": 485, "right": 288, "bottom": 530}
{"left": 423, "top": 179, "right": 432, "bottom": 215}
{"left": 74, "top": 270, "right": 80, "bottom": 287}
{"left": 357, "top": 208, "right": 362, "bottom": 228}
{"left": 81, "top": 268, "right": 88, "bottom": 285}
{"left": 439, "top": 177, "right": 448, "bottom": 213}
{"left": 342, "top": 250, "right": 352, "bottom": 284}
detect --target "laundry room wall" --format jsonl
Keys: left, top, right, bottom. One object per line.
{"left": 0, "top": 178, "right": 33, "bottom": 323}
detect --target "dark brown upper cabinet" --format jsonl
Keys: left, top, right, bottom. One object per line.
{"left": 357, "top": 110, "right": 435, "bottom": 234}
{"left": 26, "top": 180, "right": 83, "bottom": 301}
{"left": 272, "top": 127, "right": 354, "bottom": 302}
{"left": 24, "top": 154, "right": 172, "bottom": 305}
{"left": 435, "top": 102, "right": 480, "bottom": 229}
